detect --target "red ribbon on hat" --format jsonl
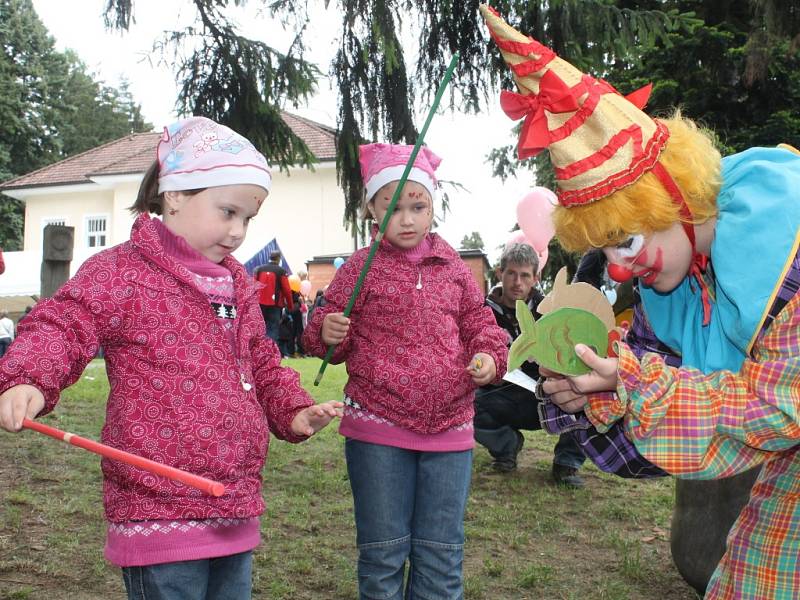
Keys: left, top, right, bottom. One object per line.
{"left": 500, "top": 70, "right": 580, "bottom": 159}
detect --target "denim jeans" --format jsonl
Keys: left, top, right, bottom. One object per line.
{"left": 345, "top": 439, "right": 472, "bottom": 600}
{"left": 474, "top": 384, "right": 586, "bottom": 470}
{"left": 122, "top": 551, "right": 252, "bottom": 600}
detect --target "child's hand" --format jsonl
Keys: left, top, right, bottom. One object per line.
{"left": 321, "top": 313, "right": 350, "bottom": 346}
{"left": 291, "top": 401, "right": 344, "bottom": 437}
{"left": 540, "top": 344, "right": 619, "bottom": 413}
{"left": 0, "top": 384, "right": 45, "bottom": 432}
{"left": 467, "top": 353, "right": 496, "bottom": 386}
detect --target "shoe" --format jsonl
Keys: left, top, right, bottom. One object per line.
{"left": 490, "top": 430, "right": 525, "bottom": 473}
{"left": 552, "top": 463, "right": 585, "bottom": 488}
{"left": 491, "top": 458, "right": 517, "bottom": 473}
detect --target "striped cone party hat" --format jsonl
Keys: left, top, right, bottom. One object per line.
{"left": 480, "top": 4, "right": 668, "bottom": 207}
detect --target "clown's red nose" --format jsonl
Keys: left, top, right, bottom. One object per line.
{"left": 607, "top": 263, "right": 634, "bottom": 283}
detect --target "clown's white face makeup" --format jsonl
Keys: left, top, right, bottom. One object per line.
{"left": 607, "top": 234, "right": 645, "bottom": 262}
{"left": 603, "top": 224, "right": 693, "bottom": 292}
{"left": 369, "top": 181, "right": 433, "bottom": 249}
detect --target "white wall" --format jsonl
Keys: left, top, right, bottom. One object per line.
{"left": 7, "top": 162, "right": 354, "bottom": 291}
{"left": 233, "top": 162, "right": 356, "bottom": 271}
{"left": 23, "top": 186, "right": 115, "bottom": 253}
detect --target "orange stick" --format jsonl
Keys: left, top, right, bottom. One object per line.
{"left": 23, "top": 418, "right": 225, "bottom": 497}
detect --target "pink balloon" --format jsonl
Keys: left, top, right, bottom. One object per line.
{"left": 505, "top": 230, "right": 531, "bottom": 248}
{"left": 516, "top": 187, "right": 557, "bottom": 252}
{"left": 299, "top": 280, "right": 312, "bottom": 296}
{"left": 536, "top": 245, "right": 549, "bottom": 274}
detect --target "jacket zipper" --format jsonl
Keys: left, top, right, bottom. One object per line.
{"left": 138, "top": 229, "right": 255, "bottom": 393}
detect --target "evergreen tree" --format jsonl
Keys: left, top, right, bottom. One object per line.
{"left": 98, "top": 1, "right": 798, "bottom": 281}
{"left": 0, "top": 0, "right": 152, "bottom": 249}
{"left": 608, "top": 1, "right": 800, "bottom": 153}
{"left": 103, "top": 0, "right": 698, "bottom": 230}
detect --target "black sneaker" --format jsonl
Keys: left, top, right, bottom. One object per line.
{"left": 491, "top": 457, "right": 517, "bottom": 473}
{"left": 490, "top": 431, "right": 525, "bottom": 473}
{"left": 551, "top": 463, "right": 585, "bottom": 488}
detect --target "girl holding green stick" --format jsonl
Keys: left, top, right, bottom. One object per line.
{"left": 303, "top": 143, "right": 508, "bottom": 599}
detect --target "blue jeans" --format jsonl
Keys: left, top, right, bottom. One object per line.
{"left": 345, "top": 439, "right": 472, "bottom": 600}
{"left": 122, "top": 551, "right": 252, "bottom": 600}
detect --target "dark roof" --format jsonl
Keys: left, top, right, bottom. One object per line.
{"left": 1, "top": 112, "right": 337, "bottom": 192}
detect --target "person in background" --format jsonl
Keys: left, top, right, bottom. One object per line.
{"left": 289, "top": 290, "right": 305, "bottom": 357}
{"left": 17, "top": 305, "right": 33, "bottom": 327}
{"left": 473, "top": 242, "right": 586, "bottom": 487}
{"left": 278, "top": 311, "right": 295, "bottom": 358}
{"left": 254, "top": 251, "right": 294, "bottom": 345}
{"left": 0, "top": 309, "right": 14, "bottom": 357}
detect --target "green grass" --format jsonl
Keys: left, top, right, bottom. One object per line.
{"left": 0, "top": 358, "right": 699, "bottom": 599}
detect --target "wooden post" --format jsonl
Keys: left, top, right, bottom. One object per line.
{"left": 40, "top": 224, "right": 74, "bottom": 298}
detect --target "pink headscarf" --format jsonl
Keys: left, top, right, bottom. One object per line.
{"left": 358, "top": 143, "right": 441, "bottom": 201}
{"left": 157, "top": 116, "right": 271, "bottom": 194}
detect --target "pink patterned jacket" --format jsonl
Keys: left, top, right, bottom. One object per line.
{"left": 303, "top": 234, "right": 508, "bottom": 433}
{"left": 0, "top": 214, "right": 314, "bottom": 522}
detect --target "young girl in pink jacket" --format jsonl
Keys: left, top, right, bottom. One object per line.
{"left": 303, "top": 142, "right": 508, "bottom": 600}
{"left": 0, "top": 116, "right": 342, "bottom": 599}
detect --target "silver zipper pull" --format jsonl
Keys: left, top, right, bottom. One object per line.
{"left": 240, "top": 373, "right": 252, "bottom": 391}
{"left": 416, "top": 272, "right": 422, "bottom": 290}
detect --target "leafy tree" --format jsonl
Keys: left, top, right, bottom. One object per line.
{"left": 98, "top": 0, "right": 798, "bottom": 281}
{"left": 0, "top": 0, "right": 63, "bottom": 181}
{"left": 0, "top": 0, "right": 152, "bottom": 249}
{"left": 460, "top": 231, "right": 485, "bottom": 251}
{"left": 487, "top": 1, "right": 800, "bottom": 283}
{"left": 56, "top": 60, "right": 151, "bottom": 157}
{"left": 609, "top": 0, "right": 800, "bottom": 153}
{"left": 102, "top": 0, "right": 699, "bottom": 233}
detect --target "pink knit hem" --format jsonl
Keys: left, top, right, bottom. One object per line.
{"left": 104, "top": 517, "right": 261, "bottom": 567}
{"left": 339, "top": 412, "right": 474, "bottom": 452}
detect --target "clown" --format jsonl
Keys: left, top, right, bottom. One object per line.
{"left": 481, "top": 4, "right": 800, "bottom": 599}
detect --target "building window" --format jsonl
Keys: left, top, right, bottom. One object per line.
{"left": 85, "top": 216, "right": 108, "bottom": 248}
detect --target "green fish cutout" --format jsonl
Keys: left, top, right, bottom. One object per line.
{"left": 508, "top": 301, "right": 608, "bottom": 376}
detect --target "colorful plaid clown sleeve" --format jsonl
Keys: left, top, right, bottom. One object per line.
{"left": 585, "top": 295, "right": 800, "bottom": 479}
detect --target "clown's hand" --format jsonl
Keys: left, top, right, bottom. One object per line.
{"left": 540, "top": 344, "right": 618, "bottom": 414}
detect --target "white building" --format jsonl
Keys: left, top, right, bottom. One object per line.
{"left": 0, "top": 113, "right": 356, "bottom": 315}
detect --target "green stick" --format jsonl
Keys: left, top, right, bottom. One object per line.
{"left": 314, "top": 52, "right": 460, "bottom": 386}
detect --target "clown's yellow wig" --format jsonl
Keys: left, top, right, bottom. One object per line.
{"left": 553, "top": 113, "right": 722, "bottom": 252}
